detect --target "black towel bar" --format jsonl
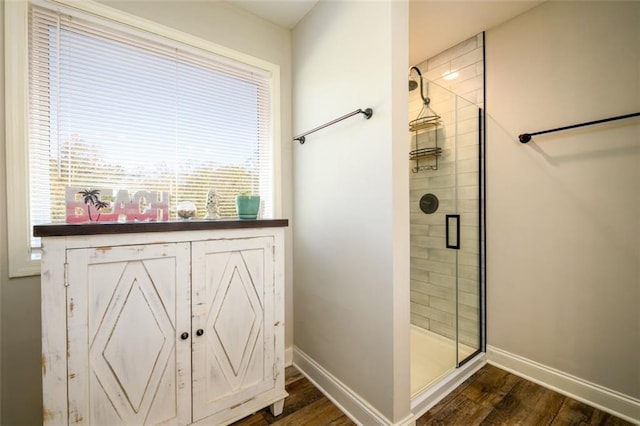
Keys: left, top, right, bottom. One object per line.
{"left": 519, "top": 112, "right": 640, "bottom": 143}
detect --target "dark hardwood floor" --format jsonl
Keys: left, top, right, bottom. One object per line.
{"left": 233, "top": 364, "right": 633, "bottom": 426}
{"left": 415, "top": 365, "right": 631, "bottom": 426}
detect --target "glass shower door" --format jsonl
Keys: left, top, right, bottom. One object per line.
{"left": 447, "top": 93, "right": 482, "bottom": 367}
{"left": 409, "top": 79, "right": 483, "bottom": 396}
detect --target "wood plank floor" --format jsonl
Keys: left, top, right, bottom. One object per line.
{"left": 232, "top": 364, "right": 633, "bottom": 426}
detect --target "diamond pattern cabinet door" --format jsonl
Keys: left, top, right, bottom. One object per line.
{"left": 66, "top": 243, "right": 191, "bottom": 425}
{"left": 191, "top": 237, "right": 275, "bottom": 422}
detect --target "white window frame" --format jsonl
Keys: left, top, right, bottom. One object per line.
{"left": 5, "top": 0, "right": 282, "bottom": 277}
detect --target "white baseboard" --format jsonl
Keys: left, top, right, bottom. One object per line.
{"left": 293, "top": 346, "right": 416, "bottom": 426}
{"left": 284, "top": 346, "right": 293, "bottom": 367}
{"left": 487, "top": 345, "right": 640, "bottom": 425}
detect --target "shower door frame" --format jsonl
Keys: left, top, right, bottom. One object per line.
{"left": 454, "top": 104, "right": 485, "bottom": 369}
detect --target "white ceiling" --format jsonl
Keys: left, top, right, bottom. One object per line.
{"left": 227, "top": 0, "right": 319, "bottom": 29}
{"left": 226, "top": 0, "right": 545, "bottom": 65}
{"left": 409, "top": 1, "right": 544, "bottom": 65}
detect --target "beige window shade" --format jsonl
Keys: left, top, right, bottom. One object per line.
{"left": 28, "top": 4, "right": 273, "bottom": 248}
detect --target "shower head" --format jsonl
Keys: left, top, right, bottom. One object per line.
{"left": 408, "top": 66, "right": 429, "bottom": 105}
{"left": 408, "top": 66, "right": 422, "bottom": 92}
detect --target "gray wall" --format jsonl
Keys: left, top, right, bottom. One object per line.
{"left": 1, "top": 3, "right": 44, "bottom": 424}
{"left": 291, "top": 0, "right": 411, "bottom": 422}
{"left": 0, "top": 1, "right": 292, "bottom": 423}
{"left": 486, "top": 1, "right": 640, "bottom": 400}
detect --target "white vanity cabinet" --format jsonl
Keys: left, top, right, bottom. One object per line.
{"left": 36, "top": 221, "right": 288, "bottom": 426}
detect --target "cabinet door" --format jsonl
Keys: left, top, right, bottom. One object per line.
{"left": 66, "top": 243, "right": 191, "bottom": 425}
{"left": 191, "top": 237, "right": 275, "bottom": 422}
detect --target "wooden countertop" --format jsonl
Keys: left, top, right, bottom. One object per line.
{"left": 33, "top": 219, "right": 289, "bottom": 237}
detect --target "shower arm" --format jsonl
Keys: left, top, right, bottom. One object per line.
{"left": 410, "top": 66, "right": 430, "bottom": 106}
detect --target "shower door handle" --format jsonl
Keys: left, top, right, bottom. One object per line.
{"left": 446, "top": 214, "right": 460, "bottom": 249}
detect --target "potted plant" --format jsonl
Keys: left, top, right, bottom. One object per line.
{"left": 235, "top": 192, "right": 260, "bottom": 220}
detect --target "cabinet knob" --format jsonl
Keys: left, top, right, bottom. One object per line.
{"left": 196, "top": 329, "right": 204, "bottom": 336}
{"left": 180, "top": 332, "right": 189, "bottom": 340}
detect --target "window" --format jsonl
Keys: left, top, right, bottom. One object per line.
{"left": 6, "top": 0, "right": 280, "bottom": 277}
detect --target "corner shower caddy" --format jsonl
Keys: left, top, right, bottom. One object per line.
{"left": 409, "top": 114, "right": 441, "bottom": 172}
{"left": 408, "top": 66, "right": 442, "bottom": 172}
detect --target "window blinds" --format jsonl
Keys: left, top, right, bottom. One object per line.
{"left": 28, "top": 4, "right": 273, "bottom": 248}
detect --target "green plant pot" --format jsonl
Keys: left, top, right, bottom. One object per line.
{"left": 235, "top": 195, "right": 260, "bottom": 220}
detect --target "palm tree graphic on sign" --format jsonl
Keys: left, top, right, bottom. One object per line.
{"left": 78, "top": 189, "right": 110, "bottom": 221}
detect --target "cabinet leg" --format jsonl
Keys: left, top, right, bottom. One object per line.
{"left": 270, "top": 398, "right": 285, "bottom": 416}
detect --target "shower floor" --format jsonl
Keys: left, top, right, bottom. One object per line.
{"left": 411, "top": 325, "right": 476, "bottom": 396}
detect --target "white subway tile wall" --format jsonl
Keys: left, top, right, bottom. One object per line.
{"left": 409, "top": 33, "right": 483, "bottom": 348}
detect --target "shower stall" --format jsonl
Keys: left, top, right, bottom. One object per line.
{"left": 407, "top": 71, "right": 485, "bottom": 402}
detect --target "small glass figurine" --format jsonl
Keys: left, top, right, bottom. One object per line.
{"left": 204, "top": 189, "right": 220, "bottom": 220}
